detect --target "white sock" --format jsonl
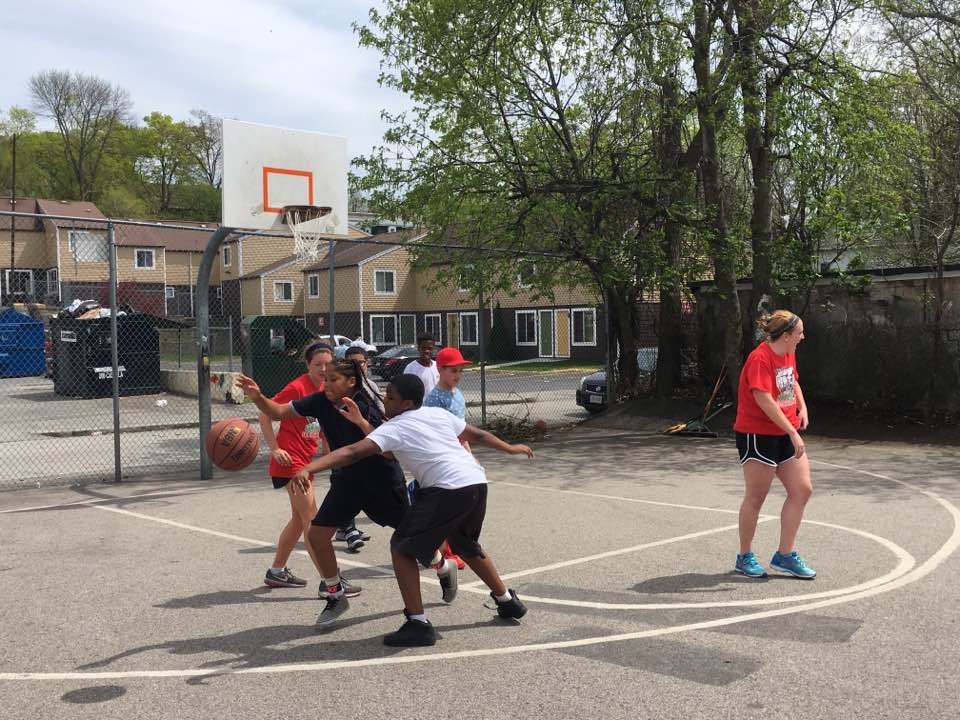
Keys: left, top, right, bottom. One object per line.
{"left": 495, "top": 590, "right": 512, "bottom": 602}
{"left": 270, "top": 566, "right": 285, "bottom": 574}
{"left": 407, "top": 612, "right": 428, "bottom": 623}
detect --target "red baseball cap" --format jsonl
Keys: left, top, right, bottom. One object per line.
{"left": 435, "top": 347, "right": 472, "bottom": 368}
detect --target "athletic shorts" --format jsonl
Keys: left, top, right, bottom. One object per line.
{"left": 736, "top": 432, "right": 796, "bottom": 467}
{"left": 272, "top": 473, "right": 314, "bottom": 490}
{"left": 312, "top": 463, "right": 408, "bottom": 529}
{"left": 391, "top": 484, "right": 488, "bottom": 567}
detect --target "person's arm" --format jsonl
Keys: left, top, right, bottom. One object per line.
{"left": 291, "top": 438, "right": 382, "bottom": 493}
{"left": 336, "top": 396, "right": 375, "bottom": 435}
{"left": 258, "top": 412, "right": 291, "bottom": 467}
{"left": 458, "top": 424, "right": 534, "bottom": 458}
{"left": 238, "top": 374, "right": 297, "bottom": 421}
{"left": 795, "top": 382, "right": 809, "bottom": 430}
{"left": 752, "top": 389, "right": 805, "bottom": 457}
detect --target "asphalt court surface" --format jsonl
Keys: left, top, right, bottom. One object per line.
{"left": 1, "top": 428, "right": 959, "bottom": 719}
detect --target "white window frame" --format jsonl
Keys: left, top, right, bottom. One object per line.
{"left": 165, "top": 286, "right": 176, "bottom": 299}
{"left": 134, "top": 247, "right": 156, "bottom": 270}
{"left": 517, "top": 263, "right": 535, "bottom": 289}
{"left": 515, "top": 310, "right": 538, "bottom": 346}
{"left": 273, "top": 280, "right": 294, "bottom": 303}
{"left": 374, "top": 269, "right": 396, "bottom": 295}
{"left": 424, "top": 313, "right": 442, "bottom": 345}
{"left": 5, "top": 269, "right": 34, "bottom": 296}
{"left": 222, "top": 245, "right": 232, "bottom": 267}
{"left": 370, "top": 314, "right": 398, "bottom": 346}
{"left": 68, "top": 229, "right": 109, "bottom": 262}
{"left": 307, "top": 274, "right": 320, "bottom": 298}
{"left": 572, "top": 307, "right": 597, "bottom": 346}
{"left": 215, "top": 286, "right": 223, "bottom": 299}
{"left": 459, "top": 311, "right": 479, "bottom": 346}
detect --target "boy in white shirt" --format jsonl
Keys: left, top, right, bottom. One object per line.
{"left": 293, "top": 373, "right": 532, "bottom": 647}
{"left": 402, "top": 332, "right": 440, "bottom": 396}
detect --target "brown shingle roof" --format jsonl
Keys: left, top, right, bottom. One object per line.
{"left": 240, "top": 254, "right": 302, "bottom": 279}
{"left": 303, "top": 229, "right": 421, "bottom": 271}
{"left": 0, "top": 198, "right": 42, "bottom": 230}
{"left": 113, "top": 221, "right": 220, "bottom": 252}
{"left": 35, "top": 199, "right": 106, "bottom": 226}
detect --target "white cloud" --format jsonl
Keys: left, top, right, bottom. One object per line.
{"left": 1, "top": 0, "right": 409, "bottom": 161}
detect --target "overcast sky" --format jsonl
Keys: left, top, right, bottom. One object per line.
{"left": 2, "top": 0, "right": 410, "bottom": 164}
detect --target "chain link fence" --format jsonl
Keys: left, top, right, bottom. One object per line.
{"left": 0, "top": 209, "right": 619, "bottom": 490}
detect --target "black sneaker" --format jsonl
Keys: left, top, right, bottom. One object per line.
{"left": 383, "top": 615, "right": 437, "bottom": 647}
{"left": 317, "top": 575, "right": 363, "bottom": 599}
{"left": 438, "top": 559, "right": 458, "bottom": 603}
{"left": 264, "top": 567, "right": 307, "bottom": 588}
{"left": 345, "top": 528, "right": 366, "bottom": 552}
{"left": 492, "top": 589, "right": 527, "bottom": 619}
{"left": 316, "top": 592, "right": 350, "bottom": 628}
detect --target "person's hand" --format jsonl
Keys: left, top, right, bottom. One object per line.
{"left": 790, "top": 430, "right": 806, "bottom": 459}
{"left": 337, "top": 396, "right": 365, "bottom": 427}
{"left": 798, "top": 406, "right": 810, "bottom": 430}
{"left": 237, "top": 374, "right": 262, "bottom": 401}
{"left": 293, "top": 468, "right": 312, "bottom": 494}
{"left": 272, "top": 448, "right": 292, "bottom": 467}
{"left": 510, "top": 444, "right": 534, "bottom": 458}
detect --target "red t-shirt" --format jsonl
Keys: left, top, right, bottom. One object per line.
{"left": 734, "top": 342, "right": 801, "bottom": 436}
{"left": 268, "top": 373, "right": 325, "bottom": 477}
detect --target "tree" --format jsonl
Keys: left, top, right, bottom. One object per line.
{"left": 0, "top": 106, "right": 37, "bottom": 136}
{"left": 187, "top": 109, "right": 222, "bottom": 188}
{"left": 29, "top": 69, "right": 133, "bottom": 200}
{"left": 137, "top": 112, "right": 196, "bottom": 214}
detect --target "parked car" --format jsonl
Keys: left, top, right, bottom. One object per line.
{"left": 320, "top": 335, "right": 378, "bottom": 356}
{"left": 368, "top": 344, "right": 421, "bottom": 381}
{"left": 576, "top": 348, "right": 658, "bottom": 413}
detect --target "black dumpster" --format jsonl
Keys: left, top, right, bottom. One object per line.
{"left": 51, "top": 314, "right": 161, "bottom": 398}
{"left": 241, "top": 316, "right": 315, "bottom": 397}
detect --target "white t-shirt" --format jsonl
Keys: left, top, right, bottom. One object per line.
{"left": 367, "top": 406, "right": 486, "bottom": 489}
{"left": 403, "top": 359, "right": 440, "bottom": 396}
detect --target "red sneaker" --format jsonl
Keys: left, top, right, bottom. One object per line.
{"left": 441, "top": 542, "right": 466, "bottom": 570}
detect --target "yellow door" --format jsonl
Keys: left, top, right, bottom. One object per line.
{"left": 555, "top": 309, "right": 571, "bottom": 357}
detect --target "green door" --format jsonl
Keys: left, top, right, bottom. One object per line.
{"left": 539, "top": 310, "right": 554, "bottom": 357}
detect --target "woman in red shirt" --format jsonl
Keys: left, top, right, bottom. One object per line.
{"left": 733, "top": 310, "right": 816, "bottom": 580}
{"left": 260, "top": 342, "right": 333, "bottom": 588}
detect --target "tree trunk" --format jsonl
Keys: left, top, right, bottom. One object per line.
{"left": 655, "top": 75, "right": 684, "bottom": 396}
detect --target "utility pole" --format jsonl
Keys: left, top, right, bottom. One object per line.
{"left": 8, "top": 133, "right": 16, "bottom": 303}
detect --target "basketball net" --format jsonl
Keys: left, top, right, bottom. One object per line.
{"left": 282, "top": 205, "right": 334, "bottom": 260}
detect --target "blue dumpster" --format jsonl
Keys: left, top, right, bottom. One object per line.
{"left": 0, "top": 308, "right": 46, "bottom": 378}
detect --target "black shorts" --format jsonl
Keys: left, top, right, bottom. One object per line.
{"left": 272, "top": 476, "right": 292, "bottom": 490}
{"left": 391, "top": 484, "right": 488, "bottom": 567}
{"left": 736, "top": 432, "right": 796, "bottom": 467}
{"left": 312, "top": 463, "right": 408, "bottom": 529}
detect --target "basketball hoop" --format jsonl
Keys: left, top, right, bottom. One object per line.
{"left": 282, "top": 204, "right": 333, "bottom": 260}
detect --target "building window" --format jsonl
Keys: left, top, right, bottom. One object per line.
{"left": 370, "top": 315, "right": 397, "bottom": 345}
{"left": 517, "top": 263, "right": 535, "bottom": 289}
{"left": 572, "top": 308, "right": 596, "bottom": 346}
{"left": 460, "top": 312, "right": 478, "bottom": 345}
{"left": 135, "top": 248, "right": 155, "bottom": 269}
{"left": 307, "top": 274, "right": 319, "bottom": 298}
{"left": 424, "top": 314, "right": 442, "bottom": 345}
{"left": 399, "top": 314, "right": 416, "bottom": 345}
{"left": 515, "top": 310, "right": 537, "bottom": 345}
{"left": 215, "top": 286, "right": 223, "bottom": 299}
{"left": 165, "top": 286, "right": 175, "bottom": 299}
{"left": 68, "top": 230, "right": 109, "bottom": 262}
{"left": 273, "top": 281, "right": 294, "bottom": 302}
{"left": 222, "top": 245, "right": 232, "bottom": 267}
{"left": 374, "top": 269, "right": 396, "bottom": 294}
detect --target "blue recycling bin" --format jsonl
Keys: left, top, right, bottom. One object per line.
{"left": 0, "top": 308, "right": 46, "bottom": 378}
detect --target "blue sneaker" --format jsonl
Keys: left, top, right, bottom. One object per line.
{"left": 735, "top": 551, "right": 768, "bottom": 578}
{"left": 770, "top": 551, "right": 816, "bottom": 579}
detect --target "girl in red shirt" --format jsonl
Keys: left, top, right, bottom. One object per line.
{"left": 260, "top": 342, "right": 333, "bottom": 588}
{"left": 733, "top": 311, "right": 816, "bottom": 580}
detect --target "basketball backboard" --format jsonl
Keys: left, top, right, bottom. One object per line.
{"left": 221, "top": 119, "right": 348, "bottom": 235}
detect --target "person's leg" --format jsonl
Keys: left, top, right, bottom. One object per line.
{"left": 306, "top": 524, "right": 339, "bottom": 579}
{"left": 775, "top": 454, "right": 813, "bottom": 554}
{"left": 391, "top": 547, "right": 426, "bottom": 614}
{"left": 272, "top": 481, "right": 316, "bottom": 569}
{"left": 739, "top": 461, "right": 776, "bottom": 554}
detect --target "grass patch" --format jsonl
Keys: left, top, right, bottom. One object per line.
{"left": 486, "top": 360, "right": 602, "bottom": 374}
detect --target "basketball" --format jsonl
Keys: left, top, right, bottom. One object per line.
{"left": 206, "top": 418, "right": 260, "bottom": 471}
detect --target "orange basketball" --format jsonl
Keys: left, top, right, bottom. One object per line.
{"left": 206, "top": 418, "right": 260, "bottom": 471}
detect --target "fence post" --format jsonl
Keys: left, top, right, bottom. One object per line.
{"left": 479, "top": 287, "right": 487, "bottom": 426}
{"left": 177, "top": 328, "right": 182, "bottom": 368}
{"left": 228, "top": 315, "right": 234, "bottom": 372}
{"left": 107, "top": 221, "right": 121, "bottom": 483}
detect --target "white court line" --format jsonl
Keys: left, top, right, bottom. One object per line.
{"left": 0, "top": 487, "right": 210, "bottom": 515}
{"left": 459, "top": 519, "right": 775, "bottom": 590}
{"left": 1, "top": 489, "right": 955, "bottom": 682}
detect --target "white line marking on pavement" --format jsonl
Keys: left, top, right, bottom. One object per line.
{"left": 0, "top": 459, "right": 955, "bottom": 681}
{"left": 1, "top": 488, "right": 954, "bottom": 682}
{"left": 0, "top": 487, "right": 209, "bottom": 515}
